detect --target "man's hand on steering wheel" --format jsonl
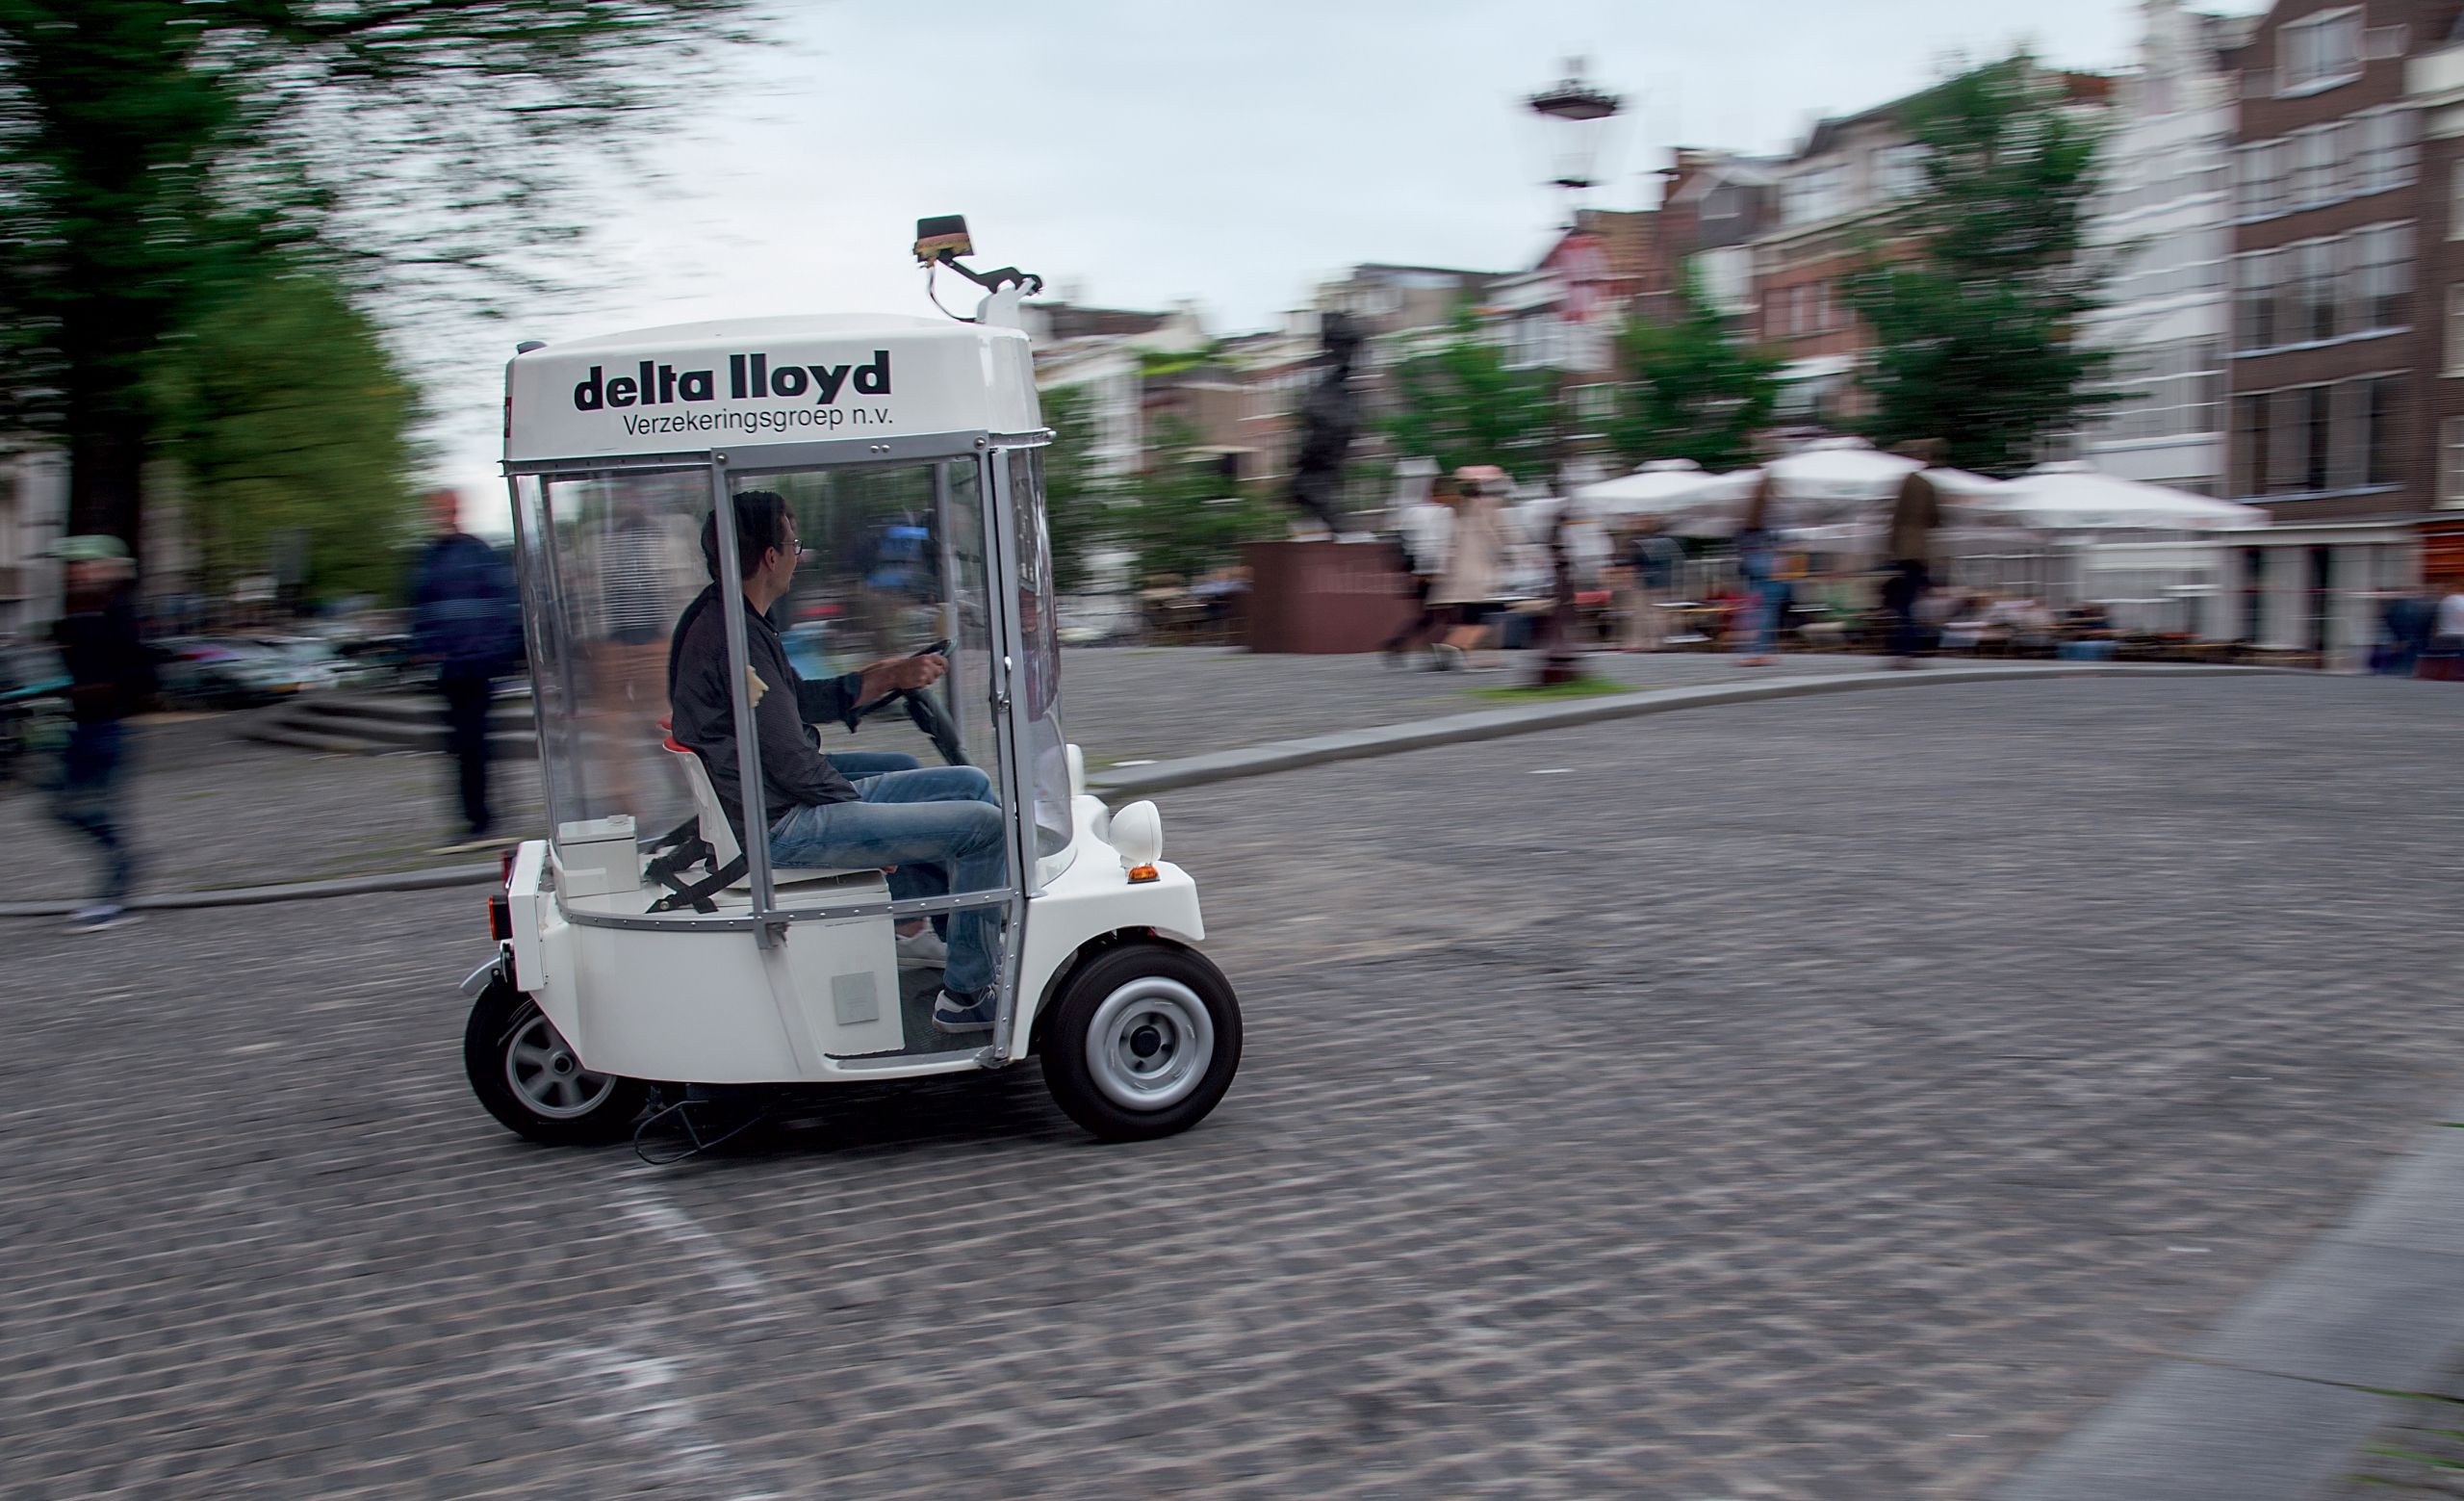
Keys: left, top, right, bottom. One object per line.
{"left": 855, "top": 652, "right": 945, "bottom": 706}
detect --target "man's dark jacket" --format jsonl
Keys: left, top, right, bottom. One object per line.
{"left": 666, "top": 583, "right": 870, "bottom": 839}
{"left": 413, "top": 532, "right": 521, "bottom": 680}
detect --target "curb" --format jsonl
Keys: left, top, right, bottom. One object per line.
{"left": 0, "top": 861, "right": 501, "bottom": 919}
{"left": 1990, "top": 1105, "right": 2464, "bottom": 1501}
{"left": 8, "top": 662, "right": 2297, "bottom": 918}
{"left": 1084, "top": 662, "right": 2299, "bottom": 798}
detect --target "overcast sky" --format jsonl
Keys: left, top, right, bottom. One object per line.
{"left": 440, "top": 0, "right": 2270, "bottom": 525}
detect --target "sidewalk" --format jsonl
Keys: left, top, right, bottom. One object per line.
{"left": 0, "top": 648, "right": 1902, "bottom": 899}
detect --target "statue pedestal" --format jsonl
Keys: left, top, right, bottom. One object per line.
{"left": 1242, "top": 539, "right": 1415, "bottom": 654}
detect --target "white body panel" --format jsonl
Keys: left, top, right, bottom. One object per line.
{"left": 503, "top": 788, "right": 1204, "bottom": 1084}
{"left": 504, "top": 314, "right": 1039, "bottom": 462}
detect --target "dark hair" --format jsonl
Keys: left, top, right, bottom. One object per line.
{"left": 701, "top": 490, "right": 791, "bottom": 580}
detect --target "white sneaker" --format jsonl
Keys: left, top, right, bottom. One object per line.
{"left": 65, "top": 904, "right": 140, "bottom": 934}
{"left": 895, "top": 926, "right": 949, "bottom": 970}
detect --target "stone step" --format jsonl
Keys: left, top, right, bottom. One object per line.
{"left": 242, "top": 691, "right": 539, "bottom": 759}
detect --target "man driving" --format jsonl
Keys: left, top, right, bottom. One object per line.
{"left": 667, "top": 490, "right": 1006, "bottom": 1035}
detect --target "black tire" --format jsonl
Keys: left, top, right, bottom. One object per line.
{"left": 463, "top": 980, "right": 649, "bottom": 1146}
{"left": 1040, "top": 941, "right": 1242, "bottom": 1142}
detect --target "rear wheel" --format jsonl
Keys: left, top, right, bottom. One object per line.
{"left": 1040, "top": 942, "right": 1242, "bottom": 1142}
{"left": 463, "top": 981, "right": 648, "bottom": 1146}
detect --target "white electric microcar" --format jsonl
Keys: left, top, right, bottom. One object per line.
{"left": 461, "top": 229, "right": 1240, "bottom": 1151}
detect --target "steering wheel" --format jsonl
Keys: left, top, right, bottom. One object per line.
{"left": 852, "top": 639, "right": 969, "bottom": 766}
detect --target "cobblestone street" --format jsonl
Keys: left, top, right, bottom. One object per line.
{"left": 3, "top": 674, "right": 2459, "bottom": 1499}
{"left": 0, "top": 648, "right": 1890, "bottom": 895}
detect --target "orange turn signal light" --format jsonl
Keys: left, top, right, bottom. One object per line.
{"left": 1126, "top": 864, "right": 1159, "bottom": 884}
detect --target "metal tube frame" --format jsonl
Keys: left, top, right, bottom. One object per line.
{"left": 506, "top": 435, "right": 1057, "bottom": 1063}
{"left": 707, "top": 455, "right": 782, "bottom": 943}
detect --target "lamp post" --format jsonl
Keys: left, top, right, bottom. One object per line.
{"left": 1527, "top": 60, "right": 1623, "bottom": 214}
{"left": 1524, "top": 61, "right": 1623, "bottom": 686}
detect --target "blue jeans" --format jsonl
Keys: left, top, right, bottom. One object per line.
{"left": 826, "top": 751, "right": 920, "bottom": 779}
{"left": 1735, "top": 581, "right": 1787, "bottom": 655}
{"left": 51, "top": 720, "right": 134, "bottom": 903}
{"left": 768, "top": 764, "right": 1007, "bottom": 995}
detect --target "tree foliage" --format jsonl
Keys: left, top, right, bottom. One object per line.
{"left": 1122, "top": 415, "right": 1277, "bottom": 584}
{"left": 1607, "top": 278, "right": 1782, "bottom": 474}
{"left": 1039, "top": 382, "right": 1110, "bottom": 593}
{"left": 1381, "top": 309, "right": 1560, "bottom": 483}
{"left": 147, "top": 265, "right": 421, "bottom": 606}
{"left": 1845, "top": 55, "right": 2116, "bottom": 477}
{"left": 0, "top": 0, "right": 752, "bottom": 553}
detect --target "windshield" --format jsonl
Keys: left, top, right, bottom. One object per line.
{"left": 512, "top": 457, "right": 1009, "bottom": 917}
{"left": 1005, "top": 447, "right": 1071, "bottom": 877}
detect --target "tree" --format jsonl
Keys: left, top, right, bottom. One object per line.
{"left": 147, "top": 265, "right": 421, "bottom": 606}
{"left": 1039, "top": 382, "right": 1115, "bottom": 593}
{"left": 1122, "top": 416, "right": 1276, "bottom": 584}
{"left": 1607, "top": 277, "right": 1783, "bottom": 474}
{"left": 1843, "top": 56, "right": 2116, "bottom": 477}
{"left": 1381, "top": 309, "right": 1561, "bottom": 482}
{"left": 0, "top": 0, "right": 751, "bottom": 554}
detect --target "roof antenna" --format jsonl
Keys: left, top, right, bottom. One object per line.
{"left": 913, "top": 215, "right": 1043, "bottom": 327}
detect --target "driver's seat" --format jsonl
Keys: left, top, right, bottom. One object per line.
{"left": 661, "top": 738, "right": 881, "bottom": 890}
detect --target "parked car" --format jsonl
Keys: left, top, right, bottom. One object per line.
{"left": 0, "top": 642, "right": 71, "bottom": 786}
{"left": 244, "top": 635, "right": 346, "bottom": 692}
{"left": 152, "top": 636, "right": 313, "bottom": 709}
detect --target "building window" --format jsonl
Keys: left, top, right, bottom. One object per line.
{"left": 2447, "top": 284, "right": 2464, "bottom": 375}
{"left": 1783, "top": 163, "right": 1851, "bottom": 226}
{"left": 2236, "top": 249, "right": 2283, "bottom": 350}
{"left": 2356, "top": 108, "right": 2418, "bottom": 194}
{"left": 2441, "top": 417, "right": 2464, "bottom": 505}
{"left": 1874, "top": 143, "right": 1928, "bottom": 199}
{"left": 2237, "top": 375, "right": 2401, "bottom": 496}
{"left": 2279, "top": 8, "right": 2364, "bottom": 95}
{"left": 2350, "top": 221, "right": 2412, "bottom": 330}
{"left": 2237, "top": 139, "right": 2288, "bottom": 220}
{"left": 2298, "top": 238, "right": 2343, "bottom": 342}
{"left": 2085, "top": 339, "right": 2226, "bottom": 442}
{"left": 2232, "top": 221, "right": 2411, "bottom": 351}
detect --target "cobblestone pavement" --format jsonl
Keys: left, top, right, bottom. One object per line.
{"left": 1, "top": 648, "right": 1887, "bottom": 895}
{"left": 3, "top": 675, "right": 2459, "bottom": 1500}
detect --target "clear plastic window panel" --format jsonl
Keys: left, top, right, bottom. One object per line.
{"left": 739, "top": 458, "right": 1012, "bottom": 906}
{"left": 1005, "top": 447, "right": 1075, "bottom": 884}
{"left": 518, "top": 468, "right": 711, "bottom": 851}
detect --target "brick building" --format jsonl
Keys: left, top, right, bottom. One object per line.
{"left": 2220, "top": 0, "right": 2455, "bottom": 650}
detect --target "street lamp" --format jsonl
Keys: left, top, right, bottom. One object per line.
{"left": 1527, "top": 59, "right": 1624, "bottom": 201}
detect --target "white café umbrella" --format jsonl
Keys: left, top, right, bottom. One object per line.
{"left": 1973, "top": 462, "right": 2267, "bottom": 531}
{"left": 1572, "top": 458, "right": 1728, "bottom": 517}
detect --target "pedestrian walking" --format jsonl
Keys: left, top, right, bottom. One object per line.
{"left": 1884, "top": 438, "right": 1948, "bottom": 666}
{"left": 1381, "top": 475, "right": 1456, "bottom": 666}
{"left": 2426, "top": 581, "right": 2464, "bottom": 682}
{"left": 1620, "top": 520, "right": 1683, "bottom": 652}
{"left": 413, "top": 488, "right": 522, "bottom": 847}
{"left": 1428, "top": 467, "right": 1507, "bottom": 670}
{"left": 2377, "top": 587, "right": 2434, "bottom": 676}
{"left": 1732, "top": 477, "right": 1785, "bottom": 666}
{"left": 49, "top": 535, "right": 154, "bottom": 933}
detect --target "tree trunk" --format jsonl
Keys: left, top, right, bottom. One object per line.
{"left": 67, "top": 409, "right": 149, "bottom": 556}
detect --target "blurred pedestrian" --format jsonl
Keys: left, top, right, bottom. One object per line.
{"left": 1883, "top": 438, "right": 1947, "bottom": 667}
{"left": 1381, "top": 474, "right": 1456, "bottom": 666}
{"left": 2427, "top": 581, "right": 2464, "bottom": 683}
{"left": 2377, "top": 587, "right": 2434, "bottom": 676}
{"left": 49, "top": 535, "right": 155, "bottom": 933}
{"left": 1621, "top": 520, "right": 1683, "bottom": 652}
{"left": 1732, "top": 477, "right": 1784, "bottom": 666}
{"left": 413, "top": 489, "right": 521, "bottom": 846}
{"left": 1429, "top": 467, "right": 1506, "bottom": 670}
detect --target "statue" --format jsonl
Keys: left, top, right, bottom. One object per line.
{"left": 1286, "top": 312, "right": 1362, "bottom": 537}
